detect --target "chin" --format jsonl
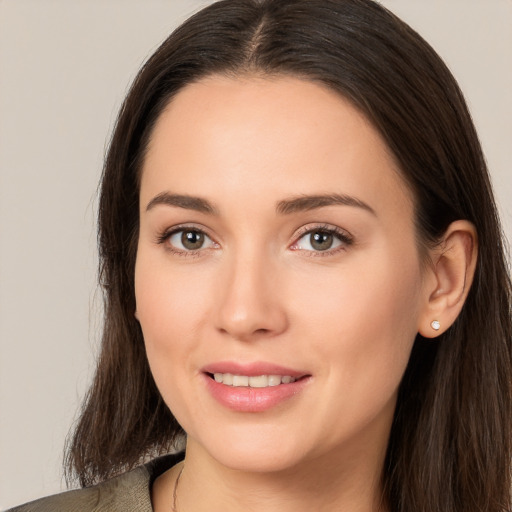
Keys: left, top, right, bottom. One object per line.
{"left": 187, "top": 426, "right": 311, "bottom": 474}
{"left": 212, "top": 446, "right": 307, "bottom": 474}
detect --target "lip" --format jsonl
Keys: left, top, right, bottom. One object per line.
{"left": 202, "top": 361, "right": 307, "bottom": 378}
{"left": 201, "top": 361, "right": 311, "bottom": 413}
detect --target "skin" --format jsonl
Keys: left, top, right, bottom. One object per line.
{"left": 135, "top": 75, "right": 477, "bottom": 512}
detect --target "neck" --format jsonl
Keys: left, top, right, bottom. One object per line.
{"left": 173, "top": 438, "right": 389, "bottom": 512}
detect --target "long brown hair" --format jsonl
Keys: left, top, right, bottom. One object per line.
{"left": 66, "top": 1, "right": 512, "bottom": 510}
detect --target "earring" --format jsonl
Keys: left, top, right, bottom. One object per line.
{"left": 431, "top": 320, "right": 440, "bottom": 331}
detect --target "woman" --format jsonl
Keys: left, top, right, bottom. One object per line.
{"left": 9, "top": 0, "right": 511, "bottom": 511}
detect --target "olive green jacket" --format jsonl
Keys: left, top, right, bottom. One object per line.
{"left": 7, "top": 454, "right": 182, "bottom": 512}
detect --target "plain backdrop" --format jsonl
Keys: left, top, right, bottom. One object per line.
{"left": 0, "top": 0, "right": 511, "bottom": 509}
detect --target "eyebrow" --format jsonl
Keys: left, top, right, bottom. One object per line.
{"left": 145, "top": 191, "right": 376, "bottom": 217}
{"left": 276, "top": 194, "right": 376, "bottom": 216}
{"left": 146, "top": 192, "right": 218, "bottom": 214}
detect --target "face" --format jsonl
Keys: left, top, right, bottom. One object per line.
{"left": 135, "top": 75, "right": 429, "bottom": 474}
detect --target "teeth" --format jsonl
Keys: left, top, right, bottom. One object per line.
{"left": 212, "top": 373, "right": 297, "bottom": 387}
{"left": 268, "top": 375, "right": 281, "bottom": 386}
{"left": 232, "top": 375, "right": 249, "bottom": 387}
{"left": 249, "top": 375, "right": 267, "bottom": 388}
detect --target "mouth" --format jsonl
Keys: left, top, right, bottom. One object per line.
{"left": 202, "top": 363, "right": 311, "bottom": 412}
{"left": 208, "top": 373, "right": 300, "bottom": 387}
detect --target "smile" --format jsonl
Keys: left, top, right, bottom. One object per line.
{"left": 212, "top": 373, "right": 297, "bottom": 387}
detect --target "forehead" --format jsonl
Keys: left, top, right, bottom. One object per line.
{"left": 140, "top": 74, "right": 414, "bottom": 221}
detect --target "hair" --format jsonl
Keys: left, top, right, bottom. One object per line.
{"left": 65, "top": 1, "right": 512, "bottom": 510}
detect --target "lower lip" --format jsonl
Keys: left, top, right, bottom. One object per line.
{"left": 203, "top": 374, "right": 311, "bottom": 412}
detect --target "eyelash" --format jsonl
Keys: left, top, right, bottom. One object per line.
{"left": 155, "top": 223, "right": 353, "bottom": 257}
{"left": 155, "top": 224, "right": 218, "bottom": 258}
{"left": 290, "top": 224, "right": 354, "bottom": 256}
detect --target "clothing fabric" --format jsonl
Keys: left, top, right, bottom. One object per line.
{"left": 7, "top": 453, "right": 183, "bottom": 512}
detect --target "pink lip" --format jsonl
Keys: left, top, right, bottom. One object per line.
{"left": 201, "top": 361, "right": 311, "bottom": 413}
{"left": 202, "top": 361, "right": 307, "bottom": 378}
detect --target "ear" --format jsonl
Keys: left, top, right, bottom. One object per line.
{"left": 134, "top": 310, "right": 140, "bottom": 321}
{"left": 418, "top": 220, "right": 478, "bottom": 338}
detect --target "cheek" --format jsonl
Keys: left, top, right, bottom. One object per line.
{"left": 134, "top": 252, "right": 212, "bottom": 423}
{"left": 290, "top": 247, "right": 422, "bottom": 394}
{"left": 135, "top": 252, "right": 209, "bottom": 338}
{"left": 134, "top": 250, "right": 211, "bottom": 384}
{"left": 292, "top": 248, "right": 420, "bottom": 332}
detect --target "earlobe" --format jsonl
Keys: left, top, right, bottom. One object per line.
{"left": 418, "top": 220, "right": 478, "bottom": 338}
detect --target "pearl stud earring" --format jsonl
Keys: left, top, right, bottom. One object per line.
{"left": 431, "top": 320, "right": 440, "bottom": 331}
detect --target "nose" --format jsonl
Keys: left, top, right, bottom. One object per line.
{"left": 214, "top": 250, "right": 289, "bottom": 342}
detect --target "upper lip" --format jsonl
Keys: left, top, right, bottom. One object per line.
{"left": 202, "top": 361, "right": 309, "bottom": 378}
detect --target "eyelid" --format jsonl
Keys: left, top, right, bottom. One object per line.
{"left": 289, "top": 223, "right": 353, "bottom": 254}
{"left": 155, "top": 222, "right": 352, "bottom": 256}
{"left": 155, "top": 223, "right": 219, "bottom": 255}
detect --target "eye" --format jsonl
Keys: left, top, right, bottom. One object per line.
{"left": 291, "top": 227, "right": 352, "bottom": 253}
{"left": 162, "top": 228, "right": 217, "bottom": 253}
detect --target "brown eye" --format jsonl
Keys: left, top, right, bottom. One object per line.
{"left": 291, "top": 227, "right": 351, "bottom": 254}
{"left": 309, "top": 231, "right": 334, "bottom": 251}
{"left": 181, "top": 230, "right": 205, "bottom": 250}
{"left": 166, "top": 228, "right": 216, "bottom": 253}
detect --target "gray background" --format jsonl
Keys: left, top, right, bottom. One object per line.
{"left": 1, "top": 0, "right": 511, "bottom": 509}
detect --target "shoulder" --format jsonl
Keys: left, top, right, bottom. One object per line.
{"left": 6, "top": 453, "right": 182, "bottom": 512}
